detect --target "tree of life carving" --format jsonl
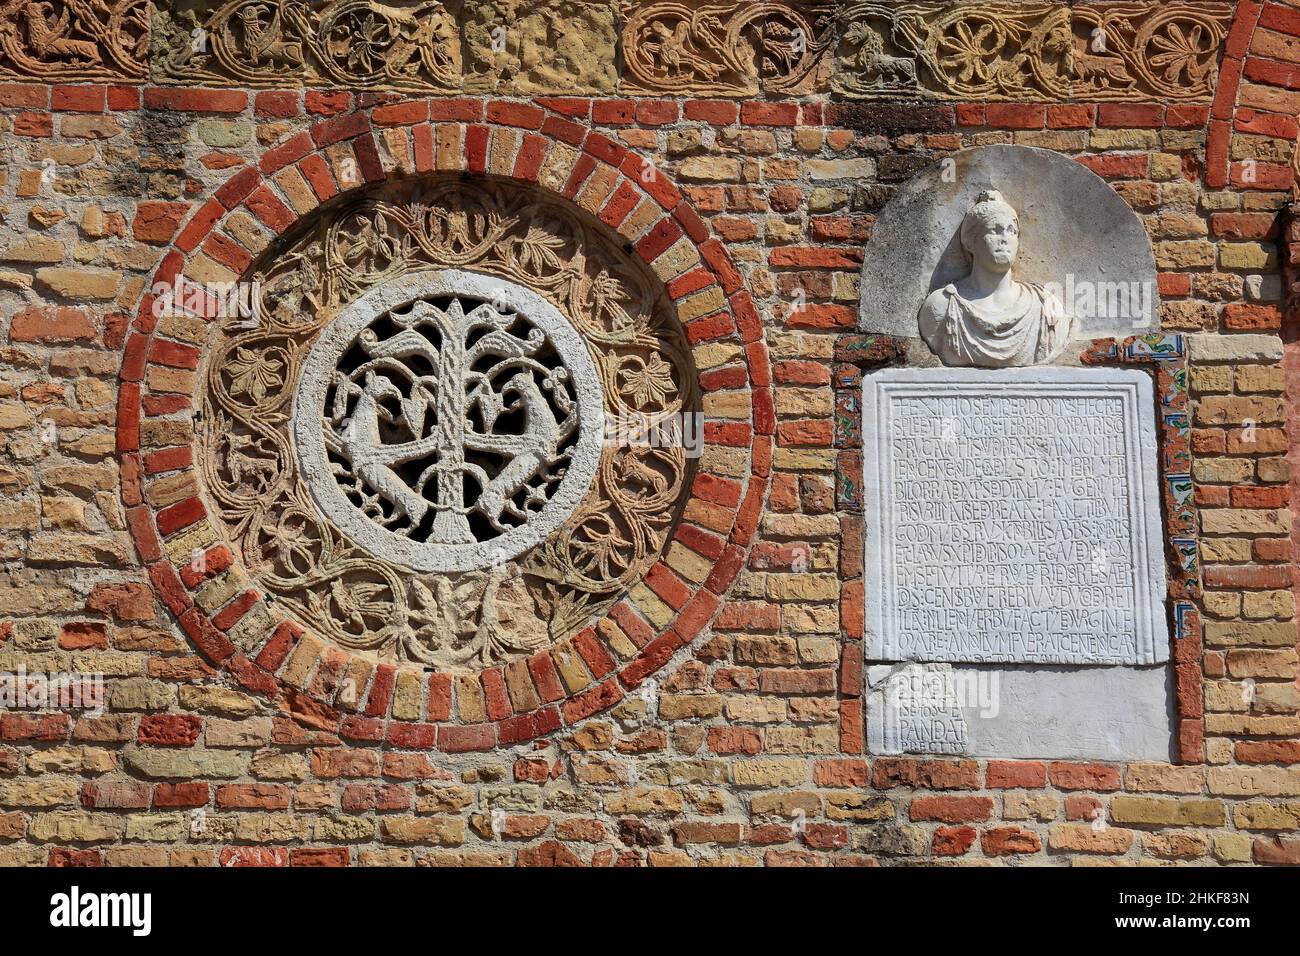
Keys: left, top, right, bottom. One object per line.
{"left": 200, "top": 177, "right": 697, "bottom": 667}
{"left": 324, "top": 296, "right": 580, "bottom": 548}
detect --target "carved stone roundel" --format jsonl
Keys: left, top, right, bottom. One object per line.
{"left": 198, "top": 175, "right": 697, "bottom": 668}
{"left": 293, "top": 270, "right": 605, "bottom": 573}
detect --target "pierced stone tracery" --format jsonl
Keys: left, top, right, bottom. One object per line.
{"left": 294, "top": 271, "right": 606, "bottom": 573}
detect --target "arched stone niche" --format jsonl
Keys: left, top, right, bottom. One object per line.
{"left": 858, "top": 144, "right": 1160, "bottom": 354}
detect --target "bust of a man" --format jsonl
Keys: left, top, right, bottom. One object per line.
{"left": 917, "top": 189, "right": 1072, "bottom": 367}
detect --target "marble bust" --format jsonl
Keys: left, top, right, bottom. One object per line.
{"left": 917, "top": 190, "right": 1072, "bottom": 367}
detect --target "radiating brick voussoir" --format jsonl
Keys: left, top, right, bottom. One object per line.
{"left": 117, "top": 97, "right": 771, "bottom": 748}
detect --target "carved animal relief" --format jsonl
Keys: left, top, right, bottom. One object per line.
{"left": 0, "top": 0, "right": 148, "bottom": 81}
{"left": 198, "top": 178, "right": 697, "bottom": 668}
{"left": 622, "top": 0, "right": 836, "bottom": 96}
{"left": 835, "top": 2, "right": 1231, "bottom": 101}
{"left": 152, "top": 0, "right": 461, "bottom": 89}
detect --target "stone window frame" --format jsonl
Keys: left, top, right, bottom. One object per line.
{"left": 116, "top": 102, "right": 774, "bottom": 751}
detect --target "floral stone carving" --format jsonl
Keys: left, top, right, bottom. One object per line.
{"left": 0, "top": 0, "right": 149, "bottom": 81}
{"left": 621, "top": 0, "right": 836, "bottom": 96}
{"left": 918, "top": 189, "right": 1073, "bottom": 367}
{"left": 151, "top": 0, "right": 461, "bottom": 90}
{"left": 198, "top": 177, "right": 696, "bottom": 668}
{"left": 834, "top": 2, "right": 1231, "bottom": 101}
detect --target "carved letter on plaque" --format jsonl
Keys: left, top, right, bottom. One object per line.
{"left": 862, "top": 367, "right": 1169, "bottom": 667}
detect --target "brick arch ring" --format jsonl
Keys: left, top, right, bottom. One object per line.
{"left": 115, "top": 99, "right": 774, "bottom": 751}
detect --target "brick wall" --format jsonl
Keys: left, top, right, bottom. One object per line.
{"left": 0, "top": 1, "right": 1298, "bottom": 866}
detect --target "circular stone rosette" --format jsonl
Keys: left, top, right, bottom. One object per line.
{"left": 197, "top": 176, "right": 699, "bottom": 669}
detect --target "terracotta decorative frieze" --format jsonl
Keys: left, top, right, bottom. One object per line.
{"left": 151, "top": 0, "right": 462, "bottom": 90}
{"left": 0, "top": 0, "right": 149, "bottom": 81}
{"left": 834, "top": 2, "right": 1232, "bottom": 101}
{"left": 1070, "top": 3, "right": 1232, "bottom": 101}
{"left": 621, "top": 0, "right": 836, "bottom": 96}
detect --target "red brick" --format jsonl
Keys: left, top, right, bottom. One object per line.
{"left": 86, "top": 582, "right": 154, "bottom": 621}
{"left": 1167, "top": 104, "right": 1210, "bottom": 128}
{"left": 255, "top": 90, "right": 299, "bottom": 118}
{"left": 933, "top": 825, "right": 977, "bottom": 855}
{"left": 787, "top": 303, "right": 855, "bottom": 330}
{"left": 982, "top": 826, "right": 1042, "bottom": 856}
{"left": 487, "top": 101, "right": 545, "bottom": 129}
{"left": 636, "top": 100, "right": 679, "bottom": 126}
{"left": 52, "top": 85, "right": 105, "bottom": 113}
{"left": 59, "top": 621, "right": 107, "bottom": 650}
{"left": 1236, "top": 740, "right": 1300, "bottom": 763}
{"left": 14, "top": 112, "right": 52, "bottom": 136}
{"left": 1098, "top": 103, "right": 1164, "bottom": 127}
{"left": 684, "top": 100, "right": 738, "bottom": 125}
{"left": 813, "top": 759, "right": 868, "bottom": 788}
{"left": 541, "top": 113, "right": 586, "bottom": 146}
{"left": 985, "top": 760, "right": 1047, "bottom": 789}
{"left": 583, "top": 131, "right": 628, "bottom": 168}
{"left": 1049, "top": 762, "right": 1121, "bottom": 791}
{"left": 527, "top": 651, "right": 566, "bottom": 703}
{"left": 910, "top": 795, "right": 994, "bottom": 822}
{"left": 155, "top": 496, "right": 206, "bottom": 537}
{"left": 428, "top": 98, "right": 483, "bottom": 121}
{"left": 1046, "top": 104, "right": 1094, "bottom": 129}
{"left": 298, "top": 154, "right": 338, "bottom": 200}
{"left": 260, "top": 132, "right": 313, "bottom": 174}
{"left": 81, "top": 781, "right": 149, "bottom": 809}
{"left": 707, "top": 727, "right": 762, "bottom": 755}
{"left": 635, "top": 217, "right": 684, "bottom": 264}
{"left": 1076, "top": 154, "right": 1149, "bottom": 179}
{"left": 986, "top": 104, "right": 1045, "bottom": 129}
{"left": 1211, "top": 213, "right": 1278, "bottom": 240}
{"left": 291, "top": 848, "right": 349, "bottom": 867}
{"left": 1223, "top": 302, "right": 1282, "bottom": 330}
{"left": 373, "top": 101, "right": 428, "bottom": 127}
{"left": 153, "top": 783, "right": 209, "bottom": 808}
{"left": 872, "top": 758, "right": 980, "bottom": 790}
{"left": 9, "top": 306, "right": 95, "bottom": 343}
{"left": 740, "top": 102, "right": 798, "bottom": 126}
{"left": 306, "top": 91, "right": 351, "bottom": 116}
{"left": 1245, "top": 55, "right": 1300, "bottom": 90}
{"left": 386, "top": 722, "right": 437, "bottom": 749}
{"left": 138, "top": 714, "right": 202, "bottom": 746}
{"left": 1255, "top": 837, "right": 1300, "bottom": 865}
{"left": 245, "top": 185, "right": 296, "bottom": 234}
{"left": 498, "top": 707, "right": 561, "bottom": 745}
{"left": 481, "top": 668, "right": 512, "bottom": 720}
{"left": 1234, "top": 107, "right": 1297, "bottom": 138}
{"left": 312, "top": 110, "right": 369, "bottom": 147}
{"left": 0, "top": 713, "right": 69, "bottom": 741}
{"left": 0, "top": 84, "right": 48, "bottom": 109}
{"left": 592, "top": 99, "right": 635, "bottom": 124}
{"left": 438, "top": 723, "right": 496, "bottom": 753}
{"left": 768, "top": 246, "right": 861, "bottom": 268}
{"left": 143, "top": 89, "right": 247, "bottom": 114}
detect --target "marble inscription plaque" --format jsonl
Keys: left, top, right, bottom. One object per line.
{"left": 863, "top": 368, "right": 1169, "bottom": 666}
